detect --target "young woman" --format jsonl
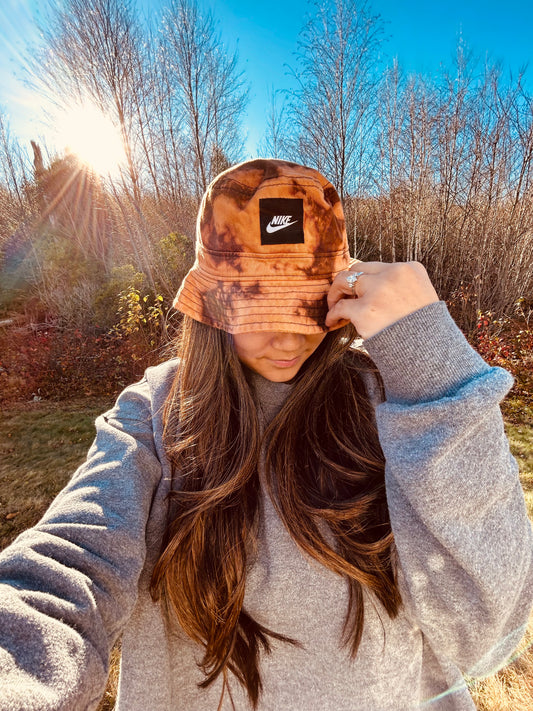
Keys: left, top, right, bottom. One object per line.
{"left": 0, "top": 159, "right": 532, "bottom": 711}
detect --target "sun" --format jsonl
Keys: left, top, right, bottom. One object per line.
{"left": 56, "top": 102, "right": 127, "bottom": 179}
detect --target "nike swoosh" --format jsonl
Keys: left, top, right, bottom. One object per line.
{"left": 266, "top": 220, "right": 298, "bottom": 233}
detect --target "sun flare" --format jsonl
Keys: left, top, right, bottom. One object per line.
{"left": 56, "top": 103, "right": 127, "bottom": 179}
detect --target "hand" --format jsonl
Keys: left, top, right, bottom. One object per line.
{"left": 326, "top": 261, "right": 440, "bottom": 340}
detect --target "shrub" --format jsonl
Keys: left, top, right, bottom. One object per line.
{"left": 28, "top": 233, "right": 105, "bottom": 331}
{"left": 152, "top": 231, "right": 194, "bottom": 302}
{"left": 92, "top": 265, "right": 147, "bottom": 331}
{"left": 0, "top": 320, "right": 168, "bottom": 403}
{"left": 468, "top": 299, "right": 533, "bottom": 406}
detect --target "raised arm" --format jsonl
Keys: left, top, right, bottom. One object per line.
{"left": 328, "top": 261, "right": 533, "bottom": 675}
{"left": 366, "top": 300, "right": 533, "bottom": 676}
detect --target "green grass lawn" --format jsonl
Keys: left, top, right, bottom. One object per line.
{"left": 0, "top": 396, "right": 114, "bottom": 549}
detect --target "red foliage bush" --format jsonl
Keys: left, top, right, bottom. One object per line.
{"left": 0, "top": 325, "right": 166, "bottom": 402}
{"left": 446, "top": 285, "right": 532, "bottom": 405}
{"left": 1, "top": 291, "right": 530, "bottom": 405}
{"left": 0, "top": 286, "right": 177, "bottom": 403}
{"left": 466, "top": 305, "right": 532, "bottom": 405}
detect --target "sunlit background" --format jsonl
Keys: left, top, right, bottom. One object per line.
{"left": 0, "top": 6, "right": 532, "bottom": 709}
{"left": 1, "top": 0, "right": 532, "bottom": 173}
{"left": 55, "top": 102, "right": 127, "bottom": 180}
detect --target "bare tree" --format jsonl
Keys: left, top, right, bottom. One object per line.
{"left": 134, "top": 26, "right": 186, "bottom": 209}
{"left": 162, "top": 0, "right": 249, "bottom": 198}
{"left": 284, "top": 0, "right": 384, "bottom": 254}
{"left": 0, "top": 112, "right": 31, "bottom": 219}
{"left": 364, "top": 43, "right": 533, "bottom": 322}
{"left": 259, "top": 87, "right": 293, "bottom": 159}
{"left": 0, "top": 112, "right": 35, "bottom": 276}
{"left": 288, "top": 0, "right": 384, "bottom": 199}
{"left": 30, "top": 0, "right": 144, "bottom": 203}
{"left": 373, "top": 64, "right": 439, "bottom": 263}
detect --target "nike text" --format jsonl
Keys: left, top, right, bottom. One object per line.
{"left": 266, "top": 216, "right": 298, "bottom": 233}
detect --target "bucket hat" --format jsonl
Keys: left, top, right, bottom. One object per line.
{"left": 174, "top": 159, "right": 351, "bottom": 334}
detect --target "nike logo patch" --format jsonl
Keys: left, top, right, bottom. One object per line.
{"left": 260, "top": 198, "right": 304, "bottom": 245}
{"left": 266, "top": 217, "right": 298, "bottom": 233}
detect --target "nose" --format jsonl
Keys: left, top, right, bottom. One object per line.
{"left": 271, "top": 332, "right": 305, "bottom": 353}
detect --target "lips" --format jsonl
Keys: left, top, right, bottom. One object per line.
{"left": 268, "top": 356, "right": 301, "bottom": 368}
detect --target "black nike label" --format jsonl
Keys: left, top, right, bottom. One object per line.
{"left": 260, "top": 198, "right": 304, "bottom": 245}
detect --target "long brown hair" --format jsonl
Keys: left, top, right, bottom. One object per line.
{"left": 150, "top": 316, "right": 401, "bottom": 706}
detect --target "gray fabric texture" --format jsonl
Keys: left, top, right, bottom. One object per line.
{"left": 0, "top": 301, "right": 532, "bottom": 710}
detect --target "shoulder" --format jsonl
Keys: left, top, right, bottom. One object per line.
{"left": 103, "top": 358, "right": 180, "bottom": 428}
{"left": 144, "top": 358, "right": 180, "bottom": 397}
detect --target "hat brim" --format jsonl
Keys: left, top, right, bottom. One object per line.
{"left": 174, "top": 266, "right": 349, "bottom": 334}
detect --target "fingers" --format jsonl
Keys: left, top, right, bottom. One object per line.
{"left": 325, "top": 296, "right": 361, "bottom": 330}
{"left": 326, "top": 262, "right": 375, "bottom": 330}
{"left": 327, "top": 261, "right": 440, "bottom": 339}
{"left": 327, "top": 270, "right": 360, "bottom": 310}
{"left": 327, "top": 261, "right": 377, "bottom": 310}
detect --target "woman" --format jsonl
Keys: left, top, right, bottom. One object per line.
{"left": 0, "top": 159, "right": 532, "bottom": 711}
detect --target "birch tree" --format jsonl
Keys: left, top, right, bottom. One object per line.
{"left": 31, "top": 0, "right": 144, "bottom": 203}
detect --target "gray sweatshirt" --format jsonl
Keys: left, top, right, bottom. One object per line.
{"left": 0, "top": 302, "right": 532, "bottom": 710}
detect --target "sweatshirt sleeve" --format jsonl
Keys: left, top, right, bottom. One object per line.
{"left": 364, "top": 301, "right": 533, "bottom": 678}
{"left": 0, "top": 374, "right": 163, "bottom": 710}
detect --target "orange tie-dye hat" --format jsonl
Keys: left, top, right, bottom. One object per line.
{"left": 174, "top": 159, "right": 352, "bottom": 334}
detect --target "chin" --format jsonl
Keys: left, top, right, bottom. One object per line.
{"left": 263, "top": 366, "right": 301, "bottom": 382}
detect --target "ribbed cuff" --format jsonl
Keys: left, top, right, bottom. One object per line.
{"left": 363, "top": 301, "right": 491, "bottom": 404}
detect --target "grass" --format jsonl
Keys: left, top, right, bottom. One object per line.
{"left": 503, "top": 398, "right": 533, "bottom": 522}
{"left": 0, "top": 397, "right": 114, "bottom": 549}
{"left": 469, "top": 617, "right": 533, "bottom": 711}
{"left": 0, "top": 392, "right": 532, "bottom": 710}
{"left": 467, "top": 398, "right": 533, "bottom": 711}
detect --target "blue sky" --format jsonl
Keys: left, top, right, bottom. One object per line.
{"left": 212, "top": 0, "right": 533, "bottom": 152}
{"left": 1, "top": 0, "right": 532, "bottom": 158}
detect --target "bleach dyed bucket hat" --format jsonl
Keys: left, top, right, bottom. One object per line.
{"left": 173, "top": 159, "right": 351, "bottom": 334}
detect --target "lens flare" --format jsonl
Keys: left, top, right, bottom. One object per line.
{"left": 56, "top": 102, "right": 127, "bottom": 179}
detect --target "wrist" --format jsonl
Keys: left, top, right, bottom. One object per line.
{"left": 364, "top": 302, "right": 491, "bottom": 404}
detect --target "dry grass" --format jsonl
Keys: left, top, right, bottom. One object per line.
{"left": 97, "top": 641, "right": 121, "bottom": 711}
{"left": 470, "top": 614, "right": 533, "bottom": 710}
{"left": 470, "top": 402, "right": 533, "bottom": 711}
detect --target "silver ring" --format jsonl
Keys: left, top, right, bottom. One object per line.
{"left": 346, "top": 271, "right": 364, "bottom": 292}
